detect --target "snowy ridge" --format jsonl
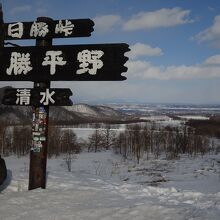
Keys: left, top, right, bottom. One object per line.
{"left": 64, "top": 104, "right": 101, "bottom": 117}
{"left": 0, "top": 103, "right": 125, "bottom": 124}
{"left": 63, "top": 104, "right": 124, "bottom": 120}
{"left": 97, "top": 105, "right": 123, "bottom": 117}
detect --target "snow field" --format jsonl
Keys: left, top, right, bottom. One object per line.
{"left": 1, "top": 151, "right": 220, "bottom": 219}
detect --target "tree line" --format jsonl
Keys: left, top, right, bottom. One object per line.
{"left": 114, "top": 124, "right": 212, "bottom": 163}
{"left": 0, "top": 122, "right": 218, "bottom": 163}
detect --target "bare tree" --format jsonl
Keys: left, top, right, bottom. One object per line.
{"left": 61, "top": 129, "right": 79, "bottom": 172}
{"left": 132, "top": 124, "right": 142, "bottom": 163}
{"left": 141, "top": 125, "right": 151, "bottom": 159}
{"left": 48, "top": 125, "right": 62, "bottom": 157}
{"left": 13, "top": 126, "right": 31, "bottom": 157}
{"left": 0, "top": 121, "right": 7, "bottom": 156}
{"left": 88, "top": 124, "right": 103, "bottom": 152}
{"left": 102, "top": 124, "right": 116, "bottom": 150}
{"left": 117, "top": 132, "right": 127, "bottom": 159}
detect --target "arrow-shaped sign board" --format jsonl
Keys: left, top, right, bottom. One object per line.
{"left": 2, "top": 88, "right": 73, "bottom": 106}
{"left": 0, "top": 43, "right": 129, "bottom": 81}
{"left": 4, "top": 19, "right": 94, "bottom": 40}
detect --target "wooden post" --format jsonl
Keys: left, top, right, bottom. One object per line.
{"left": 28, "top": 17, "right": 53, "bottom": 190}
{"left": 0, "top": 3, "right": 4, "bottom": 47}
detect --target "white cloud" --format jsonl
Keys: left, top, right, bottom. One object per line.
{"left": 208, "top": 6, "right": 215, "bottom": 12}
{"left": 36, "top": 8, "right": 47, "bottom": 15}
{"left": 126, "top": 55, "right": 220, "bottom": 80}
{"left": 93, "top": 8, "right": 193, "bottom": 33}
{"left": 51, "top": 77, "right": 220, "bottom": 104}
{"left": 204, "top": 55, "right": 220, "bottom": 65}
{"left": 93, "top": 15, "right": 122, "bottom": 33}
{"left": 123, "top": 7, "right": 193, "bottom": 31}
{"left": 128, "top": 43, "right": 163, "bottom": 59}
{"left": 10, "top": 5, "right": 32, "bottom": 15}
{"left": 52, "top": 81, "right": 146, "bottom": 102}
{"left": 195, "top": 15, "right": 220, "bottom": 47}
{"left": 35, "top": 0, "right": 48, "bottom": 15}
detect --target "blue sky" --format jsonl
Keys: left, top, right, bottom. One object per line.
{"left": 1, "top": 0, "right": 220, "bottom": 104}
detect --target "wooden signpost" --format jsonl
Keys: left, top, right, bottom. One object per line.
{"left": 0, "top": 4, "right": 129, "bottom": 190}
{"left": 4, "top": 19, "right": 94, "bottom": 40}
{"left": 2, "top": 88, "right": 73, "bottom": 106}
{"left": 0, "top": 44, "right": 129, "bottom": 81}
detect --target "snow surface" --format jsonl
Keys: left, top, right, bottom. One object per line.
{"left": 178, "top": 116, "right": 210, "bottom": 120}
{"left": 63, "top": 104, "right": 122, "bottom": 118}
{"left": 64, "top": 104, "right": 100, "bottom": 116}
{"left": 62, "top": 127, "right": 125, "bottom": 142}
{"left": 1, "top": 151, "right": 220, "bottom": 220}
{"left": 139, "top": 116, "right": 182, "bottom": 127}
{"left": 140, "top": 115, "right": 170, "bottom": 120}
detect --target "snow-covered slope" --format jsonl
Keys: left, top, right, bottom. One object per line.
{"left": 63, "top": 104, "right": 124, "bottom": 120}
{"left": 0, "top": 103, "right": 125, "bottom": 124}
{"left": 64, "top": 104, "right": 101, "bottom": 117}
{"left": 49, "top": 106, "right": 85, "bottom": 123}
{"left": 1, "top": 151, "right": 220, "bottom": 220}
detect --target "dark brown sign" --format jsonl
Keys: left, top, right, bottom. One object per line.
{"left": 2, "top": 88, "right": 72, "bottom": 106}
{"left": 4, "top": 19, "right": 94, "bottom": 40}
{"left": 0, "top": 43, "right": 129, "bottom": 81}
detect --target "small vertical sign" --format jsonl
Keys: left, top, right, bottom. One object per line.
{"left": 29, "top": 107, "right": 48, "bottom": 189}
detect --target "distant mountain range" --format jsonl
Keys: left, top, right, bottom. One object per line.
{"left": 0, "top": 87, "right": 128, "bottom": 125}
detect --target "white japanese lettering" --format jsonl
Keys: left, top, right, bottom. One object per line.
{"left": 16, "top": 89, "right": 31, "bottom": 105}
{"left": 55, "top": 20, "right": 74, "bottom": 36}
{"left": 42, "top": 51, "right": 67, "bottom": 75}
{"left": 76, "top": 50, "right": 104, "bottom": 75}
{"left": 40, "top": 89, "right": 55, "bottom": 105}
{"left": 8, "top": 22, "right": 24, "bottom": 38}
{"left": 6, "top": 52, "right": 33, "bottom": 75}
{"left": 30, "top": 22, "right": 49, "bottom": 37}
